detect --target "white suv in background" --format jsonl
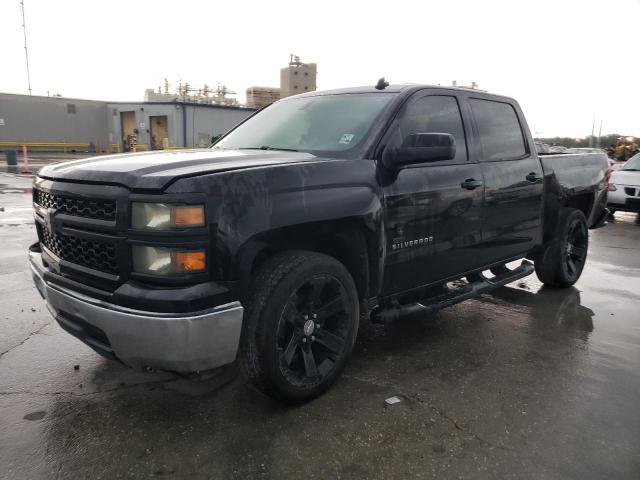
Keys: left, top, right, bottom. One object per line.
{"left": 608, "top": 153, "right": 640, "bottom": 216}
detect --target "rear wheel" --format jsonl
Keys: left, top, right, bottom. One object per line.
{"left": 239, "top": 251, "right": 359, "bottom": 402}
{"left": 535, "top": 208, "right": 589, "bottom": 287}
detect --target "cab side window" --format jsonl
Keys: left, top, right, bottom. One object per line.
{"left": 469, "top": 99, "right": 527, "bottom": 161}
{"left": 386, "top": 95, "right": 468, "bottom": 162}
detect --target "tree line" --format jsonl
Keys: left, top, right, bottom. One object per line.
{"left": 536, "top": 134, "right": 637, "bottom": 148}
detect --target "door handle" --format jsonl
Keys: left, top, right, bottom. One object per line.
{"left": 461, "top": 178, "right": 483, "bottom": 190}
{"left": 526, "top": 172, "right": 542, "bottom": 182}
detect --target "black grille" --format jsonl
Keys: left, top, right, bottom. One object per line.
{"left": 33, "top": 189, "right": 116, "bottom": 221}
{"left": 624, "top": 187, "right": 638, "bottom": 197}
{"left": 40, "top": 225, "right": 118, "bottom": 275}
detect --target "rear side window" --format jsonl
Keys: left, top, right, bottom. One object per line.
{"left": 469, "top": 99, "right": 527, "bottom": 161}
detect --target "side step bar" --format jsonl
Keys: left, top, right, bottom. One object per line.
{"left": 371, "top": 260, "right": 535, "bottom": 323}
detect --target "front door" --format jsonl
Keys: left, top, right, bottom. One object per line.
{"left": 379, "top": 93, "right": 484, "bottom": 295}
{"left": 120, "top": 111, "right": 137, "bottom": 152}
{"left": 150, "top": 115, "right": 169, "bottom": 150}
{"left": 467, "top": 97, "right": 544, "bottom": 263}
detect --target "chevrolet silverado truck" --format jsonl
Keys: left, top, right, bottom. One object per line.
{"left": 29, "top": 84, "right": 610, "bottom": 401}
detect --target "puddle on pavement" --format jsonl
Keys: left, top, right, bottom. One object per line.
{"left": 0, "top": 165, "right": 41, "bottom": 175}
{"left": 0, "top": 183, "right": 32, "bottom": 195}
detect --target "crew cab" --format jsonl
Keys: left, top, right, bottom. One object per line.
{"left": 29, "top": 84, "right": 610, "bottom": 401}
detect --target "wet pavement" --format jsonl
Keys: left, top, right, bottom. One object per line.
{"left": 0, "top": 172, "right": 638, "bottom": 479}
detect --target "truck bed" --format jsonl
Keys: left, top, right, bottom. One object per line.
{"left": 539, "top": 152, "right": 609, "bottom": 228}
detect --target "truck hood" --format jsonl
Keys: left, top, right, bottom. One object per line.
{"left": 38, "top": 148, "right": 321, "bottom": 190}
{"left": 611, "top": 169, "right": 640, "bottom": 186}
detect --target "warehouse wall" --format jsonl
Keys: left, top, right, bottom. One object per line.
{"left": 0, "top": 93, "right": 255, "bottom": 151}
{"left": 108, "top": 103, "right": 184, "bottom": 149}
{"left": 0, "top": 93, "right": 109, "bottom": 148}
{"left": 108, "top": 103, "right": 254, "bottom": 149}
{"left": 184, "top": 104, "right": 254, "bottom": 147}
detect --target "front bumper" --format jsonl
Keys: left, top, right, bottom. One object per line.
{"left": 608, "top": 188, "right": 640, "bottom": 212}
{"left": 30, "top": 251, "right": 244, "bottom": 373}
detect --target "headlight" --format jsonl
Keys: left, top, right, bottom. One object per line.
{"left": 131, "top": 203, "right": 205, "bottom": 229}
{"left": 132, "top": 246, "right": 206, "bottom": 275}
{"left": 608, "top": 183, "right": 617, "bottom": 192}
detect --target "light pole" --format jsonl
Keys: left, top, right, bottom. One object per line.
{"left": 20, "top": 0, "right": 32, "bottom": 95}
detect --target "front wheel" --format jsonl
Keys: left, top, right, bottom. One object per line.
{"left": 535, "top": 208, "right": 589, "bottom": 287}
{"left": 239, "top": 251, "right": 359, "bottom": 402}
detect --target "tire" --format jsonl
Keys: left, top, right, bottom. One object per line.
{"left": 535, "top": 208, "right": 589, "bottom": 287}
{"left": 238, "top": 251, "right": 359, "bottom": 402}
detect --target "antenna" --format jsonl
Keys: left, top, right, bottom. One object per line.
{"left": 20, "top": 0, "right": 32, "bottom": 95}
{"left": 375, "top": 78, "right": 389, "bottom": 90}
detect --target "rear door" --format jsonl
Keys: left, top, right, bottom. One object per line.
{"left": 467, "top": 97, "right": 543, "bottom": 263}
{"left": 379, "top": 91, "right": 485, "bottom": 294}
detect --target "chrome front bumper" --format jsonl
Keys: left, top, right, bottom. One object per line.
{"left": 30, "top": 252, "right": 244, "bottom": 373}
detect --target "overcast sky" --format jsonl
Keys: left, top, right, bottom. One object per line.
{"left": 1, "top": 0, "right": 638, "bottom": 138}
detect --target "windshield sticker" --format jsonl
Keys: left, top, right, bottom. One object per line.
{"left": 339, "top": 134, "right": 355, "bottom": 145}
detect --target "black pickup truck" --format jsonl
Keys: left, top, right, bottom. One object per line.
{"left": 30, "top": 84, "right": 610, "bottom": 401}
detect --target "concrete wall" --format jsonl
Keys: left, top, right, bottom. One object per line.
{"left": 0, "top": 92, "right": 255, "bottom": 151}
{"left": 0, "top": 93, "right": 109, "bottom": 147}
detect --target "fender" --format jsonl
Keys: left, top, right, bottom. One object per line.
{"left": 540, "top": 153, "right": 608, "bottom": 240}
{"left": 167, "top": 158, "right": 385, "bottom": 296}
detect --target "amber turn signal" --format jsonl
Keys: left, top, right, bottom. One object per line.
{"left": 172, "top": 206, "right": 205, "bottom": 227}
{"left": 132, "top": 203, "right": 205, "bottom": 229}
{"left": 132, "top": 246, "right": 206, "bottom": 275}
{"left": 173, "top": 250, "right": 206, "bottom": 272}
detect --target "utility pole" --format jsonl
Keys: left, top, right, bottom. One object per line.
{"left": 20, "top": 0, "right": 32, "bottom": 95}
{"left": 597, "top": 120, "right": 603, "bottom": 148}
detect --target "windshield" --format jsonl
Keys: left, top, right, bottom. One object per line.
{"left": 622, "top": 153, "right": 640, "bottom": 171}
{"left": 213, "top": 93, "right": 397, "bottom": 158}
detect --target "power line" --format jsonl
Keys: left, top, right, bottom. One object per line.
{"left": 20, "top": 0, "right": 32, "bottom": 95}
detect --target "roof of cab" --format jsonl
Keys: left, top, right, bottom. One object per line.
{"left": 282, "top": 84, "right": 515, "bottom": 103}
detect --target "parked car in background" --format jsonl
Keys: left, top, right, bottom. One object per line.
{"left": 548, "top": 145, "right": 568, "bottom": 153}
{"left": 610, "top": 161, "right": 627, "bottom": 170}
{"left": 534, "top": 142, "right": 551, "bottom": 154}
{"left": 608, "top": 153, "right": 640, "bottom": 216}
{"left": 564, "top": 148, "right": 607, "bottom": 154}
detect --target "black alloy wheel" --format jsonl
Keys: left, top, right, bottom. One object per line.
{"left": 276, "top": 275, "right": 350, "bottom": 386}
{"left": 239, "top": 251, "right": 359, "bottom": 401}
{"left": 534, "top": 208, "right": 589, "bottom": 287}
{"left": 564, "top": 217, "right": 588, "bottom": 280}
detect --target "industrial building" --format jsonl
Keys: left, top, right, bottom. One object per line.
{"left": 0, "top": 56, "right": 318, "bottom": 152}
{"left": 0, "top": 92, "right": 254, "bottom": 153}
{"left": 245, "top": 55, "right": 317, "bottom": 108}
{"left": 280, "top": 56, "right": 317, "bottom": 98}
{"left": 246, "top": 87, "right": 282, "bottom": 109}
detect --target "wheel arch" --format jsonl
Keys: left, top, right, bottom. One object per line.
{"left": 564, "top": 192, "right": 595, "bottom": 218}
{"left": 234, "top": 219, "right": 380, "bottom": 302}
{"left": 542, "top": 191, "right": 595, "bottom": 245}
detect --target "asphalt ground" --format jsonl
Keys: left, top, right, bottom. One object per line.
{"left": 0, "top": 172, "right": 638, "bottom": 479}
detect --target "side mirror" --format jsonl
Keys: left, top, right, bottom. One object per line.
{"left": 382, "top": 133, "right": 456, "bottom": 169}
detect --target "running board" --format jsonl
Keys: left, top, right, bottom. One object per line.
{"left": 371, "top": 260, "right": 535, "bottom": 323}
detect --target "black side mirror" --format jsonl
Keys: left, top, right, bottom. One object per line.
{"left": 382, "top": 133, "right": 456, "bottom": 169}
